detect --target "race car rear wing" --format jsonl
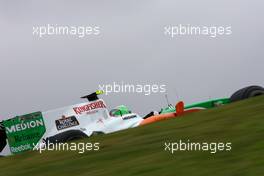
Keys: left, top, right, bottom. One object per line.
{"left": 81, "top": 90, "right": 104, "bottom": 102}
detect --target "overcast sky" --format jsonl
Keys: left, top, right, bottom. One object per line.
{"left": 0, "top": 0, "right": 263, "bottom": 119}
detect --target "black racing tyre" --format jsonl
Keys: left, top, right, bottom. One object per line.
{"left": 230, "top": 85, "right": 264, "bottom": 102}
{"left": 46, "top": 130, "right": 88, "bottom": 144}
{"left": 230, "top": 88, "right": 245, "bottom": 102}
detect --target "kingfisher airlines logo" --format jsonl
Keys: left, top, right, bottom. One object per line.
{"left": 73, "top": 100, "right": 106, "bottom": 115}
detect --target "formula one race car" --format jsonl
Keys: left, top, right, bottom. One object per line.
{"left": 0, "top": 85, "right": 263, "bottom": 156}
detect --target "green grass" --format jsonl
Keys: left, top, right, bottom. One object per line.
{"left": 1, "top": 96, "right": 264, "bottom": 176}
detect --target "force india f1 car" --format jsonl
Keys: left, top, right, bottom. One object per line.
{"left": 0, "top": 85, "right": 263, "bottom": 156}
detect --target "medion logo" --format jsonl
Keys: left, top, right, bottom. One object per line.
{"left": 6, "top": 119, "right": 44, "bottom": 134}
{"left": 73, "top": 100, "right": 106, "bottom": 115}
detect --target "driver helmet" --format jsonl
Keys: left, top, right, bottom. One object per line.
{"left": 109, "top": 105, "right": 131, "bottom": 117}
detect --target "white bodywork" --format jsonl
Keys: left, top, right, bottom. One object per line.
{"left": 0, "top": 99, "right": 144, "bottom": 156}
{"left": 42, "top": 99, "right": 143, "bottom": 139}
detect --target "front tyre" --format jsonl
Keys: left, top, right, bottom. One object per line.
{"left": 230, "top": 85, "right": 264, "bottom": 102}
{"left": 46, "top": 130, "right": 88, "bottom": 144}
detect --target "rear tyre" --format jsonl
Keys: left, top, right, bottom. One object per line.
{"left": 46, "top": 130, "right": 88, "bottom": 144}
{"left": 230, "top": 85, "right": 264, "bottom": 102}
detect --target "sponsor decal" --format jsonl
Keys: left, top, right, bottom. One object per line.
{"left": 11, "top": 144, "right": 31, "bottom": 153}
{"left": 5, "top": 119, "right": 44, "bottom": 134}
{"left": 122, "top": 115, "right": 137, "bottom": 120}
{"left": 86, "top": 110, "right": 99, "bottom": 115}
{"left": 73, "top": 100, "right": 106, "bottom": 115}
{"left": 55, "top": 115, "right": 79, "bottom": 131}
{"left": 3, "top": 112, "right": 46, "bottom": 154}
